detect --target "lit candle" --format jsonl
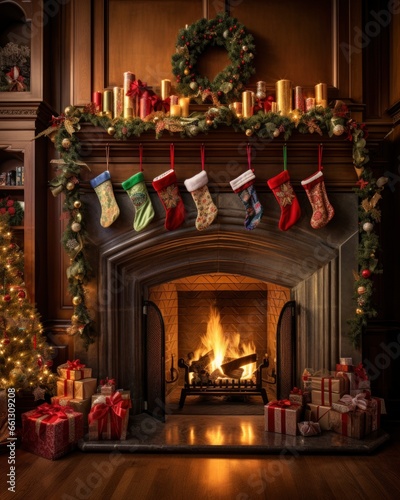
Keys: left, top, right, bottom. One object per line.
{"left": 103, "top": 90, "right": 112, "bottom": 118}
{"left": 242, "top": 90, "right": 253, "bottom": 118}
{"left": 179, "top": 97, "right": 190, "bottom": 117}
{"left": 315, "top": 83, "right": 328, "bottom": 105}
{"left": 123, "top": 71, "right": 135, "bottom": 118}
{"left": 276, "top": 79, "right": 292, "bottom": 116}
{"left": 92, "top": 91, "right": 102, "bottom": 113}
{"left": 170, "top": 104, "right": 181, "bottom": 117}
{"left": 161, "top": 79, "right": 171, "bottom": 100}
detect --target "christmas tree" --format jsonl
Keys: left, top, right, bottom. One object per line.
{"left": 0, "top": 216, "right": 56, "bottom": 398}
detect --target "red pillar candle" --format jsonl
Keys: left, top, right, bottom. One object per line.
{"left": 140, "top": 91, "right": 152, "bottom": 119}
{"left": 92, "top": 91, "right": 102, "bottom": 113}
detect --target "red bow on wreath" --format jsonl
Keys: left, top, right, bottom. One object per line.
{"left": 5, "top": 66, "right": 27, "bottom": 92}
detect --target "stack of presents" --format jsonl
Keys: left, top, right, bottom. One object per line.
{"left": 264, "top": 357, "right": 386, "bottom": 438}
{"left": 21, "top": 359, "right": 131, "bottom": 460}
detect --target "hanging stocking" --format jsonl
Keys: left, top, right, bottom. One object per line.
{"left": 184, "top": 145, "right": 218, "bottom": 231}
{"left": 89, "top": 145, "right": 120, "bottom": 227}
{"left": 267, "top": 145, "right": 301, "bottom": 231}
{"left": 152, "top": 144, "right": 186, "bottom": 231}
{"left": 122, "top": 145, "right": 155, "bottom": 232}
{"left": 301, "top": 144, "right": 334, "bottom": 229}
{"left": 230, "top": 144, "right": 263, "bottom": 230}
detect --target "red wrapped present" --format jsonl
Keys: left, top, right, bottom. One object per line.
{"left": 57, "top": 359, "right": 92, "bottom": 380}
{"left": 73, "top": 378, "right": 97, "bottom": 400}
{"left": 329, "top": 409, "right": 366, "bottom": 439}
{"left": 56, "top": 378, "right": 74, "bottom": 398}
{"left": 264, "top": 399, "right": 303, "bottom": 436}
{"left": 21, "top": 403, "right": 83, "bottom": 460}
{"left": 88, "top": 391, "right": 131, "bottom": 440}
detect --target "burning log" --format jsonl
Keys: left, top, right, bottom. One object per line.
{"left": 189, "top": 350, "right": 214, "bottom": 373}
{"left": 220, "top": 353, "right": 257, "bottom": 377}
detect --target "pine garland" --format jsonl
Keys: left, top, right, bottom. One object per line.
{"left": 41, "top": 99, "right": 382, "bottom": 350}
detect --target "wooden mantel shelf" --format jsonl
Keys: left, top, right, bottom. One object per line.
{"left": 75, "top": 121, "right": 390, "bottom": 192}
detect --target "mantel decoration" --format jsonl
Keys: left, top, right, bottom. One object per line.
{"left": 36, "top": 14, "right": 387, "bottom": 350}
{"left": 0, "top": 41, "right": 31, "bottom": 92}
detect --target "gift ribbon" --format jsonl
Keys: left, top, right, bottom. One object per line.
{"left": 354, "top": 362, "right": 368, "bottom": 381}
{"left": 64, "top": 359, "right": 86, "bottom": 379}
{"left": 290, "top": 387, "right": 303, "bottom": 395}
{"left": 339, "top": 394, "right": 368, "bottom": 411}
{"left": 31, "top": 403, "right": 76, "bottom": 442}
{"left": 267, "top": 400, "right": 299, "bottom": 434}
{"left": 88, "top": 391, "right": 131, "bottom": 439}
{"left": 320, "top": 377, "right": 333, "bottom": 405}
{"left": 100, "top": 377, "right": 116, "bottom": 387}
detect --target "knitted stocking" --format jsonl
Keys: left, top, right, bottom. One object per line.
{"left": 184, "top": 170, "right": 217, "bottom": 231}
{"left": 152, "top": 169, "right": 186, "bottom": 231}
{"left": 90, "top": 171, "right": 120, "bottom": 227}
{"left": 122, "top": 171, "right": 155, "bottom": 231}
{"left": 230, "top": 169, "right": 263, "bottom": 230}
{"left": 267, "top": 170, "right": 301, "bottom": 231}
{"left": 301, "top": 170, "right": 334, "bottom": 229}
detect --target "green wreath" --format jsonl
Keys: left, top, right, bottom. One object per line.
{"left": 172, "top": 12, "right": 256, "bottom": 104}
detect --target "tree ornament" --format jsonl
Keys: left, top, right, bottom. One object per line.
{"left": 2, "top": 335, "right": 10, "bottom": 346}
{"left": 172, "top": 12, "right": 256, "bottom": 103}
{"left": 356, "top": 308, "right": 364, "bottom": 315}
{"left": 66, "top": 181, "right": 75, "bottom": 191}
{"left": 189, "top": 82, "right": 198, "bottom": 91}
{"left": 333, "top": 124, "right": 345, "bottom": 136}
{"left": 17, "top": 289, "right": 26, "bottom": 299}
{"left": 3, "top": 294, "right": 11, "bottom": 302}
{"left": 245, "top": 128, "right": 253, "bottom": 136}
{"left": 107, "top": 126, "right": 116, "bottom": 136}
{"left": 361, "top": 269, "right": 371, "bottom": 278}
{"left": 62, "top": 138, "right": 71, "bottom": 149}
{"left": 73, "top": 201, "right": 81, "bottom": 209}
{"left": 363, "top": 221, "right": 373, "bottom": 233}
{"left": 71, "top": 222, "right": 81, "bottom": 232}
{"left": 273, "top": 129, "right": 280, "bottom": 137}
{"left": 206, "top": 118, "right": 213, "bottom": 126}
{"left": 72, "top": 296, "right": 82, "bottom": 306}
{"left": 357, "top": 297, "right": 365, "bottom": 306}
{"left": 64, "top": 105, "right": 75, "bottom": 116}
{"left": 357, "top": 286, "right": 366, "bottom": 295}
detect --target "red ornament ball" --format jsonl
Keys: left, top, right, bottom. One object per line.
{"left": 361, "top": 269, "right": 371, "bottom": 278}
{"left": 3, "top": 294, "right": 11, "bottom": 302}
{"left": 18, "top": 290, "right": 26, "bottom": 299}
{"left": 2, "top": 336, "right": 10, "bottom": 346}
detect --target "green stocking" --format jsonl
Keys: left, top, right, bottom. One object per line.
{"left": 122, "top": 171, "right": 155, "bottom": 231}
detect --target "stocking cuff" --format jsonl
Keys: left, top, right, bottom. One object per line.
{"left": 267, "top": 169, "right": 290, "bottom": 190}
{"left": 90, "top": 170, "right": 111, "bottom": 189}
{"left": 301, "top": 170, "right": 323, "bottom": 190}
{"left": 152, "top": 169, "right": 177, "bottom": 192}
{"left": 230, "top": 169, "right": 255, "bottom": 192}
{"left": 122, "top": 171, "right": 145, "bottom": 191}
{"left": 184, "top": 170, "right": 208, "bottom": 192}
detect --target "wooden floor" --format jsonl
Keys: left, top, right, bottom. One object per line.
{"left": 1, "top": 422, "right": 400, "bottom": 500}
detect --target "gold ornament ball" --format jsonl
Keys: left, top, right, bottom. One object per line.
{"left": 75, "top": 212, "right": 82, "bottom": 223}
{"left": 74, "top": 200, "right": 82, "bottom": 209}
{"left": 333, "top": 124, "right": 345, "bottom": 136}
{"left": 363, "top": 222, "right": 374, "bottom": 233}
{"left": 62, "top": 138, "right": 71, "bottom": 149}
{"left": 107, "top": 126, "right": 116, "bottom": 136}
{"left": 206, "top": 118, "right": 213, "bottom": 126}
{"left": 71, "top": 314, "right": 80, "bottom": 324}
{"left": 357, "top": 286, "right": 366, "bottom": 295}
{"left": 72, "top": 296, "right": 82, "bottom": 306}
{"left": 189, "top": 82, "right": 198, "bottom": 90}
{"left": 64, "top": 105, "right": 75, "bottom": 116}
{"left": 66, "top": 181, "right": 75, "bottom": 191}
{"left": 184, "top": 68, "right": 190, "bottom": 75}
{"left": 356, "top": 308, "right": 364, "bottom": 315}
{"left": 273, "top": 129, "right": 280, "bottom": 138}
{"left": 71, "top": 221, "right": 81, "bottom": 232}
{"left": 245, "top": 129, "right": 253, "bottom": 137}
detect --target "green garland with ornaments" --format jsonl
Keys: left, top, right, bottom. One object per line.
{"left": 36, "top": 13, "right": 386, "bottom": 350}
{"left": 39, "top": 101, "right": 385, "bottom": 350}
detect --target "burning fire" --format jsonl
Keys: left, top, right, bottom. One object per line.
{"left": 191, "top": 307, "right": 257, "bottom": 380}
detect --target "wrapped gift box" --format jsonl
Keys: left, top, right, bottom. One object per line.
{"left": 289, "top": 388, "right": 311, "bottom": 406}
{"left": 73, "top": 378, "right": 97, "bottom": 400}
{"left": 56, "top": 378, "right": 74, "bottom": 398}
{"left": 311, "top": 389, "right": 342, "bottom": 406}
{"left": 21, "top": 403, "right": 83, "bottom": 460}
{"left": 329, "top": 409, "right": 366, "bottom": 439}
{"left": 264, "top": 400, "right": 303, "bottom": 436}
{"left": 57, "top": 359, "right": 92, "bottom": 380}
{"left": 336, "top": 364, "right": 354, "bottom": 373}
{"left": 310, "top": 375, "right": 347, "bottom": 394}
{"left": 51, "top": 396, "right": 92, "bottom": 431}
{"left": 331, "top": 393, "right": 368, "bottom": 414}
{"left": 88, "top": 391, "right": 131, "bottom": 440}
{"left": 305, "top": 403, "right": 331, "bottom": 430}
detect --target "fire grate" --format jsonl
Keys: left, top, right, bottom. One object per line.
{"left": 177, "top": 357, "right": 269, "bottom": 408}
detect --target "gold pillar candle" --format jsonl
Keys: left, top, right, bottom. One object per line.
{"left": 242, "top": 90, "right": 253, "bottom": 118}
{"left": 170, "top": 104, "right": 181, "bottom": 117}
{"left": 103, "top": 90, "right": 113, "bottom": 118}
{"left": 276, "top": 79, "right": 292, "bottom": 116}
{"left": 231, "top": 101, "right": 242, "bottom": 115}
{"left": 123, "top": 71, "right": 135, "bottom": 118}
{"left": 271, "top": 102, "right": 278, "bottom": 113}
{"left": 315, "top": 83, "right": 328, "bottom": 105}
{"left": 113, "top": 86, "right": 124, "bottom": 119}
{"left": 170, "top": 95, "right": 178, "bottom": 106}
{"left": 179, "top": 97, "right": 190, "bottom": 117}
{"left": 161, "top": 79, "right": 171, "bottom": 100}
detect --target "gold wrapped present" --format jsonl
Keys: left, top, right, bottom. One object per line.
{"left": 73, "top": 378, "right": 97, "bottom": 400}
{"left": 329, "top": 409, "right": 366, "bottom": 439}
{"left": 311, "top": 389, "right": 342, "bottom": 406}
{"left": 57, "top": 359, "right": 92, "bottom": 380}
{"left": 305, "top": 403, "right": 331, "bottom": 430}
{"left": 56, "top": 378, "right": 74, "bottom": 398}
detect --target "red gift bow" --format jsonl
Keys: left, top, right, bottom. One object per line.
{"left": 30, "top": 403, "right": 75, "bottom": 439}
{"left": 100, "top": 377, "right": 116, "bottom": 387}
{"left": 66, "top": 359, "right": 86, "bottom": 370}
{"left": 354, "top": 362, "right": 368, "bottom": 381}
{"left": 269, "top": 399, "right": 293, "bottom": 408}
{"left": 339, "top": 394, "right": 368, "bottom": 411}
{"left": 290, "top": 387, "right": 303, "bottom": 395}
{"left": 88, "top": 392, "right": 131, "bottom": 439}
{"left": 127, "top": 79, "right": 149, "bottom": 98}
